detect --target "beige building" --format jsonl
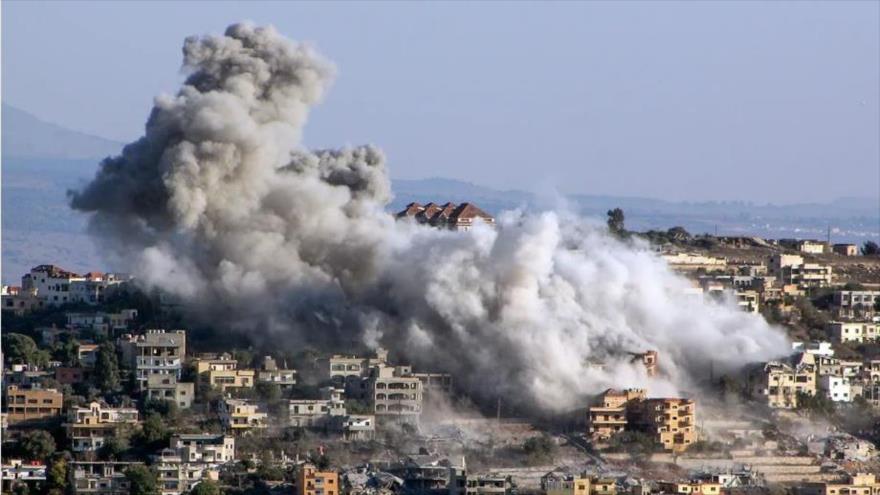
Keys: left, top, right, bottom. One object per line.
{"left": 145, "top": 375, "right": 194, "bottom": 409}
{"left": 656, "top": 481, "right": 723, "bottom": 495}
{"left": 751, "top": 353, "right": 817, "bottom": 409}
{"left": 66, "top": 402, "right": 139, "bottom": 452}
{"left": 587, "top": 388, "right": 646, "bottom": 441}
{"left": 71, "top": 461, "right": 139, "bottom": 495}
{"left": 627, "top": 398, "right": 697, "bottom": 452}
{"left": 369, "top": 364, "right": 423, "bottom": 423}
{"left": 205, "top": 369, "right": 255, "bottom": 392}
{"left": 219, "top": 399, "right": 267, "bottom": 433}
{"left": 832, "top": 244, "right": 859, "bottom": 256}
{"left": 154, "top": 449, "right": 221, "bottom": 495}
{"left": 169, "top": 434, "right": 235, "bottom": 463}
{"left": 5, "top": 385, "right": 63, "bottom": 424}
{"left": 828, "top": 321, "right": 879, "bottom": 344}
{"left": 769, "top": 254, "right": 832, "bottom": 289}
{"left": 795, "top": 473, "right": 879, "bottom": 495}
{"left": 661, "top": 252, "right": 727, "bottom": 272}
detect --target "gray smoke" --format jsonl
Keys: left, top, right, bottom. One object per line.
{"left": 71, "top": 23, "right": 790, "bottom": 412}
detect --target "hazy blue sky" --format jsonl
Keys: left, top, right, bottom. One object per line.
{"left": 3, "top": 1, "right": 878, "bottom": 203}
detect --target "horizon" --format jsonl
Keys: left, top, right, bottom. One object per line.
{"left": 3, "top": 1, "right": 878, "bottom": 204}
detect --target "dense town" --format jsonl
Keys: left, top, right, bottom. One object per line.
{"left": 2, "top": 205, "right": 879, "bottom": 495}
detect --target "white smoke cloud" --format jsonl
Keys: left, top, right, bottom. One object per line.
{"left": 71, "top": 22, "right": 790, "bottom": 412}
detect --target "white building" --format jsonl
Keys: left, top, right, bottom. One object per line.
{"left": 169, "top": 434, "right": 235, "bottom": 463}
{"left": 21, "top": 266, "right": 127, "bottom": 306}
{"left": 145, "top": 375, "right": 195, "bottom": 409}
{"left": 2, "top": 460, "right": 46, "bottom": 493}
{"left": 71, "top": 461, "right": 138, "bottom": 495}
{"left": 154, "top": 450, "right": 221, "bottom": 495}
{"left": 818, "top": 375, "right": 853, "bottom": 403}
{"left": 289, "top": 388, "right": 346, "bottom": 428}
{"left": 218, "top": 399, "right": 268, "bottom": 433}
{"left": 791, "top": 341, "right": 835, "bottom": 357}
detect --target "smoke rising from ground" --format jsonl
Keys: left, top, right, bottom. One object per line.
{"left": 71, "top": 23, "right": 790, "bottom": 412}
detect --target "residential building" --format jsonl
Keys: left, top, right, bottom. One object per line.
{"left": 750, "top": 353, "right": 817, "bottom": 409}
{"left": 627, "top": 397, "right": 697, "bottom": 452}
{"left": 67, "top": 310, "right": 138, "bottom": 336}
{"left": 656, "top": 481, "right": 723, "bottom": 495}
{"left": 4, "top": 385, "right": 63, "bottom": 424}
{"left": 467, "top": 475, "right": 514, "bottom": 495}
{"left": 334, "top": 414, "right": 376, "bottom": 441}
{"left": 791, "top": 341, "right": 835, "bottom": 357}
{"left": 817, "top": 376, "right": 853, "bottom": 403}
{"left": 386, "top": 455, "right": 467, "bottom": 495}
{"left": 257, "top": 355, "right": 297, "bottom": 389}
{"left": 20, "top": 266, "right": 126, "bottom": 306}
{"left": 153, "top": 449, "right": 221, "bottom": 495}
{"left": 735, "top": 290, "right": 760, "bottom": 313}
{"left": 587, "top": 388, "right": 646, "bottom": 441}
{"left": 169, "top": 434, "right": 235, "bottom": 463}
{"left": 322, "top": 348, "right": 388, "bottom": 385}
{"left": 411, "top": 372, "right": 454, "bottom": 397}
{"left": 828, "top": 321, "right": 879, "bottom": 343}
{"left": 1, "top": 286, "right": 45, "bottom": 315}
{"left": 145, "top": 374, "right": 195, "bottom": 409}
{"left": 541, "top": 470, "right": 617, "bottom": 495}
{"left": 832, "top": 244, "right": 859, "bottom": 256}
{"left": 120, "top": 330, "right": 186, "bottom": 389}
{"left": 218, "top": 399, "right": 267, "bottom": 433}
{"left": 297, "top": 464, "right": 340, "bottom": 495}
{"left": 795, "top": 473, "right": 879, "bottom": 495}
{"left": 2, "top": 460, "right": 46, "bottom": 493}
{"left": 193, "top": 353, "right": 238, "bottom": 375}
{"left": 205, "top": 368, "right": 255, "bottom": 392}
{"left": 289, "top": 392, "right": 346, "bottom": 429}
{"left": 831, "top": 290, "right": 880, "bottom": 319}
{"left": 368, "top": 364, "right": 423, "bottom": 423}
{"left": 396, "top": 202, "right": 496, "bottom": 231}
{"left": 70, "top": 461, "right": 138, "bottom": 495}
{"left": 661, "top": 253, "right": 727, "bottom": 272}
{"left": 78, "top": 343, "right": 100, "bottom": 367}
{"left": 769, "top": 254, "right": 832, "bottom": 289}
{"left": 66, "top": 402, "right": 139, "bottom": 452}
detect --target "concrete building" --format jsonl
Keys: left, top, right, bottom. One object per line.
{"left": 78, "top": 343, "right": 100, "bottom": 368}
{"left": 121, "top": 330, "right": 186, "bottom": 389}
{"left": 778, "top": 239, "right": 827, "bottom": 255}
{"left": 257, "top": 355, "right": 297, "bottom": 389}
{"left": 4, "top": 385, "right": 63, "bottom": 424}
{"left": 205, "top": 369, "right": 255, "bottom": 392}
{"left": 467, "top": 475, "right": 514, "bottom": 495}
{"left": 627, "top": 397, "right": 697, "bottom": 452}
{"left": 67, "top": 310, "right": 138, "bottom": 336}
{"left": 2, "top": 460, "right": 46, "bottom": 493}
{"left": 369, "top": 364, "right": 423, "bottom": 423}
{"left": 219, "top": 399, "right": 267, "bottom": 433}
{"left": 20, "top": 266, "right": 126, "bottom": 307}
{"left": 817, "top": 375, "right": 853, "bottom": 403}
{"left": 66, "top": 402, "right": 140, "bottom": 452}
{"left": 1, "top": 286, "right": 45, "bottom": 315}
{"left": 70, "top": 461, "right": 139, "bottom": 495}
{"left": 751, "top": 353, "right": 817, "bottom": 409}
{"left": 587, "top": 388, "right": 646, "bottom": 441}
{"left": 169, "top": 434, "right": 235, "bottom": 463}
{"left": 335, "top": 414, "right": 376, "bottom": 441}
{"left": 735, "top": 290, "right": 760, "bottom": 313}
{"left": 153, "top": 449, "right": 221, "bottom": 495}
{"left": 297, "top": 464, "right": 340, "bottom": 495}
{"left": 832, "top": 290, "right": 880, "bottom": 319}
{"left": 832, "top": 244, "right": 859, "bottom": 256}
{"left": 386, "top": 455, "right": 467, "bottom": 495}
{"left": 193, "top": 353, "right": 238, "bottom": 375}
{"left": 656, "top": 481, "right": 723, "bottom": 495}
{"left": 795, "top": 473, "right": 878, "bottom": 495}
{"left": 145, "top": 374, "right": 195, "bottom": 409}
{"left": 661, "top": 252, "right": 728, "bottom": 272}
{"left": 828, "top": 321, "right": 879, "bottom": 343}
{"left": 541, "top": 470, "right": 617, "bottom": 495}
{"left": 791, "top": 341, "right": 835, "bottom": 357}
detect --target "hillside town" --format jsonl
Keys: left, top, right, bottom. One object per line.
{"left": 2, "top": 206, "right": 880, "bottom": 495}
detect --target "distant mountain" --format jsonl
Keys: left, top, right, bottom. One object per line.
{"left": 1, "top": 109, "right": 877, "bottom": 284}
{"left": 2, "top": 103, "right": 122, "bottom": 160}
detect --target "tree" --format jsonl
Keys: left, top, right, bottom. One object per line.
{"left": 139, "top": 413, "right": 169, "bottom": 445}
{"left": 190, "top": 480, "right": 222, "bottom": 495}
{"left": 100, "top": 434, "right": 130, "bottom": 460}
{"left": 666, "top": 226, "right": 691, "bottom": 242}
{"left": 54, "top": 335, "right": 80, "bottom": 367}
{"left": 606, "top": 208, "right": 625, "bottom": 236}
{"left": 47, "top": 453, "right": 70, "bottom": 491}
{"left": 2, "top": 333, "right": 50, "bottom": 367}
{"left": 861, "top": 241, "right": 879, "bottom": 256}
{"left": 125, "top": 465, "right": 158, "bottom": 495}
{"left": 94, "top": 341, "right": 120, "bottom": 393}
{"left": 255, "top": 382, "right": 281, "bottom": 403}
{"left": 18, "top": 430, "right": 56, "bottom": 461}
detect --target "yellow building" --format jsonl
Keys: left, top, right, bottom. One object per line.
{"left": 5, "top": 385, "right": 63, "bottom": 424}
{"left": 296, "top": 464, "right": 339, "bottom": 495}
{"left": 796, "top": 473, "right": 879, "bottom": 495}
{"left": 219, "top": 399, "right": 267, "bottom": 433}
{"left": 657, "top": 481, "right": 722, "bottom": 495}
{"left": 541, "top": 471, "right": 616, "bottom": 495}
{"left": 627, "top": 398, "right": 697, "bottom": 452}
{"left": 587, "top": 389, "right": 645, "bottom": 440}
{"left": 205, "top": 369, "right": 255, "bottom": 392}
{"left": 752, "top": 353, "right": 817, "bottom": 409}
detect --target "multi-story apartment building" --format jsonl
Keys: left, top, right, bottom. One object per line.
{"left": 2, "top": 460, "right": 47, "bottom": 493}
{"left": 795, "top": 473, "right": 878, "bottom": 495}
{"left": 66, "top": 402, "right": 139, "bottom": 452}
{"left": 828, "top": 321, "right": 879, "bottom": 343}
{"left": 206, "top": 369, "right": 255, "bottom": 392}
{"left": 289, "top": 390, "right": 346, "bottom": 428}
{"left": 411, "top": 372, "right": 454, "bottom": 397}
{"left": 153, "top": 450, "right": 221, "bottom": 495}
{"left": 831, "top": 290, "right": 880, "bottom": 319}
{"left": 768, "top": 254, "right": 833, "bottom": 289}
{"left": 296, "top": 464, "right": 340, "bottom": 495}
{"left": 817, "top": 375, "right": 853, "bottom": 403}
{"left": 368, "top": 364, "right": 423, "bottom": 423}
{"left": 169, "top": 434, "right": 235, "bottom": 463}
{"left": 193, "top": 353, "right": 238, "bottom": 375}
{"left": 20, "top": 266, "right": 126, "bottom": 307}
{"left": 145, "top": 375, "right": 195, "bottom": 409}
{"left": 4, "top": 385, "right": 63, "bottom": 424}
{"left": 323, "top": 348, "right": 388, "bottom": 385}
{"left": 67, "top": 310, "right": 138, "bottom": 336}
{"left": 257, "top": 356, "right": 297, "bottom": 389}
{"left": 587, "top": 388, "right": 646, "bottom": 441}
{"left": 218, "top": 399, "right": 267, "bottom": 433}
{"left": 541, "top": 470, "right": 617, "bottom": 495}
{"left": 70, "top": 461, "right": 139, "bottom": 495}
{"left": 120, "top": 330, "right": 186, "bottom": 389}
{"left": 751, "top": 353, "right": 817, "bottom": 409}
{"left": 627, "top": 398, "right": 697, "bottom": 453}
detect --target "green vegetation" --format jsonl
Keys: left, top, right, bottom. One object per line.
{"left": 125, "top": 465, "right": 159, "bottom": 495}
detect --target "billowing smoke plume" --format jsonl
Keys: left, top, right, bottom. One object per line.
{"left": 71, "top": 23, "right": 789, "bottom": 412}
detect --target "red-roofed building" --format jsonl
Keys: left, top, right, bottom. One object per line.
{"left": 396, "top": 201, "right": 495, "bottom": 231}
